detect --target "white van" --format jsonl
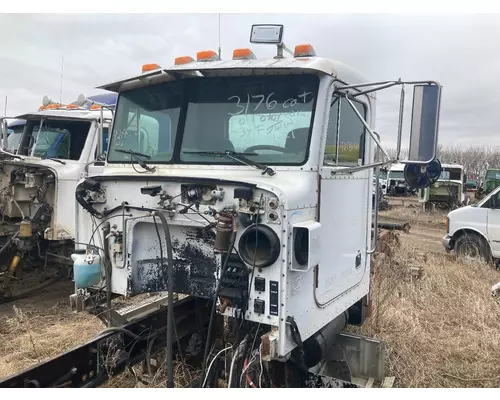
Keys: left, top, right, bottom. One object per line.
{"left": 442, "top": 184, "right": 500, "bottom": 261}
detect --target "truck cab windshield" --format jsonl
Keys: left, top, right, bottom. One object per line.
{"left": 19, "top": 119, "right": 92, "bottom": 160}
{"left": 439, "top": 168, "right": 462, "bottom": 181}
{"left": 32, "top": 128, "right": 70, "bottom": 159}
{"left": 486, "top": 170, "right": 500, "bottom": 180}
{"left": 389, "top": 171, "right": 405, "bottom": 180}
{"left": 107, "top": 74, "right": 319, "bottom": 167}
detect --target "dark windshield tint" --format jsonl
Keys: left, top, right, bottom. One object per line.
{"left": 389, "top": 171, "right": 405, "bottom": 180}
{"left": 107, "top": 74, "right": 319, "bottom": 166}
{"left": 20, "top": 119, "right": 91, "bottom": 160}
{"left": 32, "top": 128, "right": 70, "bottom": 158}
{"left": 440, "top": 168, "right": 461, "bottom": 181}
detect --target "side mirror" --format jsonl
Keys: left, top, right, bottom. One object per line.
{"left": 407, "top": 84, "right": 442, "bottom": 163}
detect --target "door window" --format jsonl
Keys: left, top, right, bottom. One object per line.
{"left": 324, "top": 96, "right": 367, "bottom": 166}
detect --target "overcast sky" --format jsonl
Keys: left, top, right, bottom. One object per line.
{"left": 1, "top": 13, "right": 499, "bottom": 149}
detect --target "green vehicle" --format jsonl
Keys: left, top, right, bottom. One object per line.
{"left": 477, "top": 169, "right": 500, "bottom": 199}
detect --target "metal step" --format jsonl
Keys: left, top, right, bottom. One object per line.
{"left": 107, "top": 293, "right": 189, "bottom": 325}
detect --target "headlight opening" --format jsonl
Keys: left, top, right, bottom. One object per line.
{"left": 238, "top": 224, "right": 280, "bottom": 269}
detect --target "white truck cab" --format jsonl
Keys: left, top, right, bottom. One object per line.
{"left": 387, "top": 162, "right": 411, "bottom": 196}
{"left": 69, "top": 24, "right": 442, "bottom": 387}
{"left": 442, "top": 183, "right": 500, "bottom": 261}
{"left": 0, "top": 93, "right": 116, "bottom": 299}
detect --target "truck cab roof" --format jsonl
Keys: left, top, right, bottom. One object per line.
{"left": 440, "top": 163, "right": 463, "bottom": 170}
{"left": 15, "top": 109, "right": 113, "bottom": 122}
{"left": 97, "top": 56, "right": 374, "bottom": 98}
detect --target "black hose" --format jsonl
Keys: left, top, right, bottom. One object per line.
{"left": 102, "top": 222, "right": 112, "bottom": 326}
{"left": 199, "top": 229, "right": 237, "bottom": 388}
{"left": 151, "top": 211, "right": 174, "bottom": 388}
{"left": 146, "top": 335, "right": 158, "bottom": 379}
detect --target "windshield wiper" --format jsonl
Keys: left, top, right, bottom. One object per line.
{"left": 115, "top": 148, "right": 152, "bottom": 159}
{"left": 42, "top": 157, "right": 66, "bottom": 165}
{"left": 183, "top": 150, "right": 276, "bottom": 176}
{"left": 115, "top": 148, "right": 156, "bottom": 172}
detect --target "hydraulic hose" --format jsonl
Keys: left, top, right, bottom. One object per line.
{"left": 102, "top": 222, "right": 112, "bottom": 326}
{"left": 151, "top": 211, "right": 174, "bottom": 388}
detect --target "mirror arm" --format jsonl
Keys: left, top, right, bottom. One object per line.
{"left": 330, "top": 160, "right": 395, "bottom": 175}
{"left": 334, "top": 97, "right": 341, "bottom": 165}
{"left": 336, "top": 80, "right": 400, "bottom": 91}
{"left": 396, "top": 84, "right": 405, "bottom": 160}
{"left": 0, "top": 146, "right": 23, "bottom": 160}
{"left": 98, "top": 108, "right": 103, "bottom": 156}
{"left": 337, "top": 79, "right": 438, "bottom": 91}
{"left": 368, "top": 165, "right": 380, "bottom": 254}
{"left": 343, "top": 94, "right": 391, "bottom": 161}
{"left": 350, "top": 81, "right": 400, "bottom": 98}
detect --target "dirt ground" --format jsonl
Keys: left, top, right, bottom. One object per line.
{"left": 1, "top": 196, "right": 500, "bottom": 387}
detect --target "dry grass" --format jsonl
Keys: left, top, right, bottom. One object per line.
{"left": 0, "top": 301, "right": 103, "bottom": 379}
{"left": 380, "top": 203, "right": 447, "bottom": 229}
{"left": 103, "top": 353, "right": 199, "bottom": 388}
{"left": 357, "top": 238, "right": 500, "bottom": 387}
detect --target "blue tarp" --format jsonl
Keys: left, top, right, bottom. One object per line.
{"left": 85, "top": 93, "right": 118, "bottom": 109}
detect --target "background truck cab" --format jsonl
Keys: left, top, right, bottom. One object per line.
{"left": 387, "top": 162, "right": 411, "bottom": 196}
{"left": 0, "top": 93, "right": 115, "bottom": 300}
{"left": 476, "top": 168, "right": 500, "bottom": 200}
{"left": 419, "top": 163, "right": 468, "bottom": 210}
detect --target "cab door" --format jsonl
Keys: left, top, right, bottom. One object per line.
{"left": 315, "top": 93, "right": 372, "bottom": 303}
